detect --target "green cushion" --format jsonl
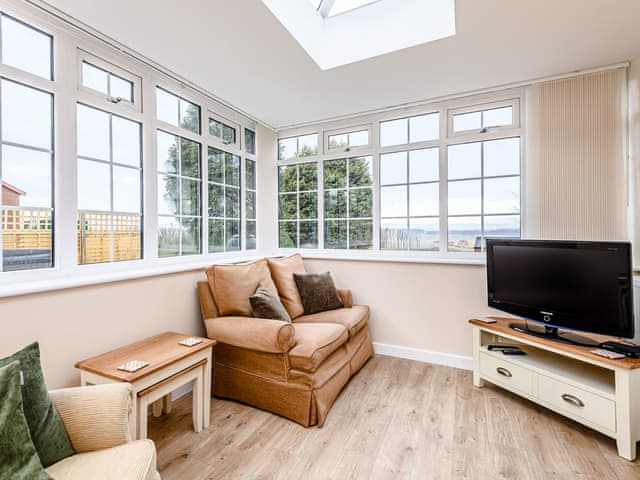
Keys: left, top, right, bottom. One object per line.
{"left": 0, "top": 361, "right": 51, "bottom": 480}
{"left": 0, "top": 343, "right": 74, "bottom": 467}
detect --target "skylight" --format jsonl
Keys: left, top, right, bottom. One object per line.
{"left": 326, "top": 0, "right": 380, "bottom": 17}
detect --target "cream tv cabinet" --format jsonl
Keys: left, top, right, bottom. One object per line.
{"left": 469, "top": 318, "right": 640, "bottom": 460}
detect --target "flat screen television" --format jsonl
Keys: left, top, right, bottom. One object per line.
{"left": 486, "top": 239, "right": 634, "bottom": 346}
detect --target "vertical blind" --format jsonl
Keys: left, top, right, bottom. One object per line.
{"left": 525, "top": 69, "right": 627, "bottom": 242}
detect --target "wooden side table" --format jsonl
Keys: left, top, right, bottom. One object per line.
{"left": 75, "top": 332, "right": 216, "bottom": 440}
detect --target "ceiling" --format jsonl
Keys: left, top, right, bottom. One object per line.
{"left": 44, "top": 0, "right": 640, "bottom": 129}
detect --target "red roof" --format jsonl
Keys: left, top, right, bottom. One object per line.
{"left": 1, "top": 181, "right": 25, "bottom": 196}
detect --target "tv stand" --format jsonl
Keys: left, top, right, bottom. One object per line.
{"left": 509, "top": 321, "right": 599, "bottom": 347}
{"left": 470, "top": 317, "right": 640, "bottom": 461}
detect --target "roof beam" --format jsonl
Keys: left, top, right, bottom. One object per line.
{"left": 318, "top": 0, "right": 336, "bottom": 17}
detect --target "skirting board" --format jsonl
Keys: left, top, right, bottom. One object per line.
{"left": 373, "top": 342, "right": 473, "bottom": 371}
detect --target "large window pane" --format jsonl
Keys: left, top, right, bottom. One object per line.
{"left": 2, "top": 146, "right": 51, "bottom": 208}
{"left": 324, "top": 159, "right": 347, "bottom": 189}
{"left": 113, "top": 166, "right": 140, "bottom": 213}
{"left": 1, "top": 15, "right": 52, "bottom": 80}
{"left": 381, "top": 219, "right": 408, "bottom": 250}
{"left": 157, "top": 131, "right": 178, "bottom": 174}
{"left": 298, "top": 134, "right": 318, "bottom": 157}
{"left": 380, "top": 152, "right": 407, "bottom": 185}
{"left": 82, "top": 63, "right": 108, "bottom": 95}
{"left": 158, "top": 175, "right": 178, "bottom": 215}
{"left": 409, "top": 183, "right": 438, "bottom": 217}
{"left": 245, "top": 129, "right": 256, "bottom": 154}
{"left": 77, "top": 105, "right": 109, "bottom": 160}
{"left": 225, "top": 220, "right": 240, "bottom": 251}
{"left": 181, "top": 178, "right": 201, "bottom": 216}
{"left": 409, "top": 218, "right": 439, "bottom": 251}
{"left": 180, "top": 138, "right": 201, "bottom": 178}
{"left": 77, "top": 160, "right": 110, "bottom": 211}
{"left": 181, "top": 218, "right": 201, "bottom": 255}
{"left": 380, "top": 118, "right": 407, "bottom": 147}
{"left": 485, "top": 215, "right": 520, "bottom": 238}
{"left": 299, "top": 221, "right": 318, "bottom": 248}
{"left": 208, "top": 219, "right": 224, "bottom": 253}
{"left": 484, "top": 137, "right": 520, "bottom": 177}
{"left": 409, "top": 113, "right": 439, "bottom": 143}
{"left": 279, "top": 222, "right": 297, "bottom": 248}
{"left": 278, "top": 162, "right": 318, "bottom": 248}
{"left": 448, "top": 180, "right": 481, "bottom": 216}
{"left": 381, "top": 185, "right": 407, "bottom": 218}
{"left": 112, "top": 116, "right": 141, "bottom": 167}
{"left": 409, "top": 148, "right": 438, "bottom": 183}
{"left": 158, "top": 217, "right": 180, "bottom": 257}
{"left": 349, "top": 220, "right": 372, "bottom": 249}
{"left": 448, "top": 216, "right": 481, "bottom": 252}
{"left": 2, "top": 80, "right": 52, "bottom": 150}
{"left": 157, "top": 87, "right": 200, "bottom": 134}
{"left": 325, "top": 220, "right": 347, "bottom": 249}
{"left": 484, "top": 176, "right": 520, "bottom": 214}
{"left": 448, "top": 142, "right": 481, "bottom": 180}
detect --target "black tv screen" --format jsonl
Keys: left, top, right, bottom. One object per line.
{"left": 486, "top": 239, "right": 634, "bottom": 338}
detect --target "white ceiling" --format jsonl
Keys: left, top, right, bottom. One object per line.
{"left": 45, "top": 0, "right": 640, "bottom": 129}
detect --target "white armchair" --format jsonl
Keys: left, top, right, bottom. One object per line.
{"left": 46, "top": 383, "right": 160, "bottom": 480}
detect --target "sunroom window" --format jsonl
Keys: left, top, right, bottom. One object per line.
{"left": 207, "top": 147, "right": 241, "bottom": 253}
{"left": 278, "top": 133, "right": 318, "bottom": 161}
{"left": 0, "top": 13, "right": 52, "bottom": 79}
{"left": 156, "top": 87, "right": 201, "bottom": 135}
{"left": 81, "top": 61, "right": 134, "bottom": 104}
{"left": 278, "top": 162, "right": 318, "bottom": 248}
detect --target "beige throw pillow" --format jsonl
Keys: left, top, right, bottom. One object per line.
{"left": 206, "top": 259, "right": 278, "bottom": 316}
{"left": 267, "top": 254, "right": 306, "bottom": 319}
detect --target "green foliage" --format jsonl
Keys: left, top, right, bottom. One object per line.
{"left": 279, "top": 222, "right": 297, "bottom": 248}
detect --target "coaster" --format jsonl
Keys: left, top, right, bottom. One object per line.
{"left": 117, "top": 360, "right": 150, "bottom": 372}
{"left": 179, "top": 337, "right": 203, "bottom": 347}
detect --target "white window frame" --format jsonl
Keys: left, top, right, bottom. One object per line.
{"left": 447, "top": 98, "right": 520, "bottom": 138}
{"left": 208, "top": 112, "right": 240, "bottom": 150}
{"left": 277, "top": 132, "right": 321, "bottom": 162}
{"left": 379, "top": 110, "right": 441, "bottom": 150}
{"left": 324, "top": 124, "right": 371, "bottom": 155}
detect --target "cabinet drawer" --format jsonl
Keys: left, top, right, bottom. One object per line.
{"left": 479, "top": 352, "right": 534, "bottom": 395}
{"left": 537, "top": 375, "right": 616, "bottom": 432}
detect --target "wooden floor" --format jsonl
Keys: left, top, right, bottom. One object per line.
{"left": 148, "top": 355, "right": 640, "bottom": 480}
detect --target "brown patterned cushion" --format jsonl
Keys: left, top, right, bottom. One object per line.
{"left": 293, "top": 272, "right": 343, "bottom": 315}
{"left": 250, "top": 284, "right": 292, "bottom": 323}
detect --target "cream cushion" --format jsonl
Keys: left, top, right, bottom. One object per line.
{"left": 46, "top": 440, "right": 159, "bottom": 480}
{"left": 267, "top": 253, "right": 306, "bottom": 319}
{"left": 207, "top": 258, "right": 278, "bottom": 316}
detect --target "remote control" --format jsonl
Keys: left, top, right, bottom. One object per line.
{"left": 501, "top": 349, "right": 527, "bottom": 356}
{"left": 488, "top": 344, "right": 522, "bottom": 351}
{"left": 599, "top": 341, "right": 640, "bottom": 358}
{"left": 591, "top": 348, "right": 626, "bottom": 360}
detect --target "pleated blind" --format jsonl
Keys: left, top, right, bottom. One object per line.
{"left": 525, "top": 69, "right": 627, "bottom": 241}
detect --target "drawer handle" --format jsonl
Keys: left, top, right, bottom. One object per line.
{"left": 561, "top": 394, "right": 585, "bottom": 408}
{"left": 496, "top": 367, "right": 512, "bottom": 378}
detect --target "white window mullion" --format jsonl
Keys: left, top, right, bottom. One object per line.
{"left": 142, "top": 73, "right": 158, "bottom": 263}
{"left": 438, "top": 107, "right": 448, "bottom": 255}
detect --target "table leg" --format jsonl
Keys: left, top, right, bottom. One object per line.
{"left": 152, "top": 399, "right": 163, "bottom": 417}
{"left": 203, "top": 349, "right": 212, "bottom": 429}
{"left": 162, "top": 394, "right": 172, "bottom": 414}
{"left": 137, "top": 396, "right": 148, "bottom": 439}
{"left": 192, "top": 372, "right": 203, "bottom": 433}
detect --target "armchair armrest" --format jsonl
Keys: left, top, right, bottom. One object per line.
{"left": 204, "top": 316, "right": 295, "bottom": 353}
{"left": 337, "top": 289, "right": 353, "bottom": 308}
{"left": 49, "top": 383, "right": 132, "bottom": 453}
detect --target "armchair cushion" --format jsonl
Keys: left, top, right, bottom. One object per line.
{"left": 206, "top": 259, "right": 278, "bottom": 316}
{"left": 289, "top": 323, "right": 349, "bottom": 373}
{"left": 46, "top": 439, "right": 158, "bottom": 480}
{"left": 0, "top": 342, "right": 74, "bottom": 467}
{"left": 204, "top": 316, "right": 295, "bottom": 353}
{"left": 267, "top": 253, "right": 307, "bottom": 319}
{"left": 295, "top": 305, "right": 370, "bottom": 339}
{"left": 49, "top": 383, "right": 132, "bottom": 453}
{"left": 0, "top": 361, "right": 51, "bottom": 480}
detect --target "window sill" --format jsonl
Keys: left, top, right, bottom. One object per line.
{"left": 275, "top": 249, "right": 487, "bottom": 266}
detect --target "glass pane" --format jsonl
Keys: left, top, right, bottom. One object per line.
{"left": 157, "top": 131, "right": 178, "bottom": 174}
{"left": 299, "top": 221, "right": 318, "bottom": 248}
{"left": 298, "top": 134, "right": 318, "bottom": 157}
{"left": 3, "top": 208, "right": 52, "bottom": 271}
{"left": 279, "top": 221, "right": 297, "bottom": 248}
{"left": 349, "top": 130, "right": 369, "bottom": 147}
{"left": 409, "top": 148, "right": 438, "bottom": 183}
{"left": 246, "top": 221, "right": 257, "bottom": 250}
{"left": 2, "top": 80, "right": 52, "bottom": 150}
{"left": 324, "top": 190, "right": 347, "bottom": 218}
{"left": 208, "top": 184, "right": 224, "bottom": 217}
{"left": 349, "top": 220, "right": 372, "bottom": 249}
{"left": 483, "top": 106, "right": 513, "bottom": 128}
{"left": 448, "top": 216, "right": 481, "bottom": 252}
{"left": 485, "top": 215, "right": 520, "bottom": 239}
{"left": 453, "top": 111, "right": 481, "bottom": 132}
{"left": 380, "top": 118, "right": 407, "bottom": 147}
{"left": 409, "top": 113, "right": 439, "bottom": 143}
{"left": 410, "top": 183, "right": 439, "bottom": 217}
{"left": 246, "top": 159, "right": 256, "bottom": 190}
{"left": 278, "top": 137, "right": 297, "bottom": 161}
{"left": 158, "top": 216, "right": 180, "bottom": 257}
{"left": 180, "top": 178, "right": 201, "bottom": 216}
{"left": 82, "top": 63, "right": 108, "bottom": 94}
{"left": 2, "top": 145, "right": 51, "bottom": 208}
{"left": 225, "top": 220, "right": 240, "bottom": 251}
{"left": 112, "top": 116, "right": 140, "bottom": 167}
{"left": 484, "top": 176, "right": 520, "bottom": 214}
{"left": 77, "top": 212, "right": 111, "bottom": 265}
{"left": 209, "top": 119, "right": 223, "bottom": 138}
{"left": 246, "top": 191, "right": 256, "bottom": 220}
{"left": 448, "top": 179, "right": 481, "bottom": 216}
{"left": 113, "top": 166, "right": 140, "bottom": 213}
{"left": 298, "top": 163, "right": 317, "bottom": 191}
{"left": 409, "top": 218, "right": 439, "bottom": 251}
{"left": 208, "top": 219, "right": 224, "bottom": 253}
{"left": 208, "top": 148, "right": 224, "bottom": 183}
{"left": 77, "top": 105, "right": 109, "bottom": 161}
{"left": 181, "top": 218, "right": 201, "bottom": 255}
{"left": 179, "top": 99, "right": 200, "bottom": 134}
{"left": 324, "top": 159, "right": 347, "bottom": 189}
{"left": 279, "top": 194, "right": 297, "bottom": 220}
{"left": 110, "top": 75, "right": 133, "bottom": 103}
{"left": 299, "top": 191, "right": 317, "bottom": 220}
{"left": 222, "top": 124, "right": 236, "bottom": 144}
{"left": 484, "top": 137, "right": 520, "bottom": 177}
{"left": 245, "top": 129, "right": 256, "bottom": 154}
{"left": 180, "top": 138, "right": 200, "bottom": 178}
{"left": 448, "top": 142, "right": 481, "bottom": 180}
{"left": 225, "top": 187, "right": 240, "bottom": 218}
{"left": 349, "top": 156, "right": 372, "bottom": 187}
{"left": 156, "top": 88, "right": 179, "bottom": 125}
{"left": 112, "top": 214, "right": 141, "bottom": 262}
{"left": 325, "top": 219, "right": 347, "bottom": 249}
{"left": 225, "top": 153, "right": 240, "bottom": 187}
{"left": 380, "top": 152, "right": 407, "bottom": 185}
{"left": 381, "top": 185, "right": 407, "bottom": 218}
{"left": 1, "top": 16, "right": 51, "bottom": 79}
{"left": 78, "top": 159, "right": 110, "bottom": 211}
{"left": 278, "top": 165, "right": 297, "bottom": 193}
{"left": 381, "top": 219, "right": 408, "bottom": 250}
{"left": 349, "top": 188, "right": 372, "bottom": 218}
{"left": 157, "top": 174, "right": 178, "bottom": 215}
{"left": 329, "top": 133, "right": 348, "bottom": 150}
